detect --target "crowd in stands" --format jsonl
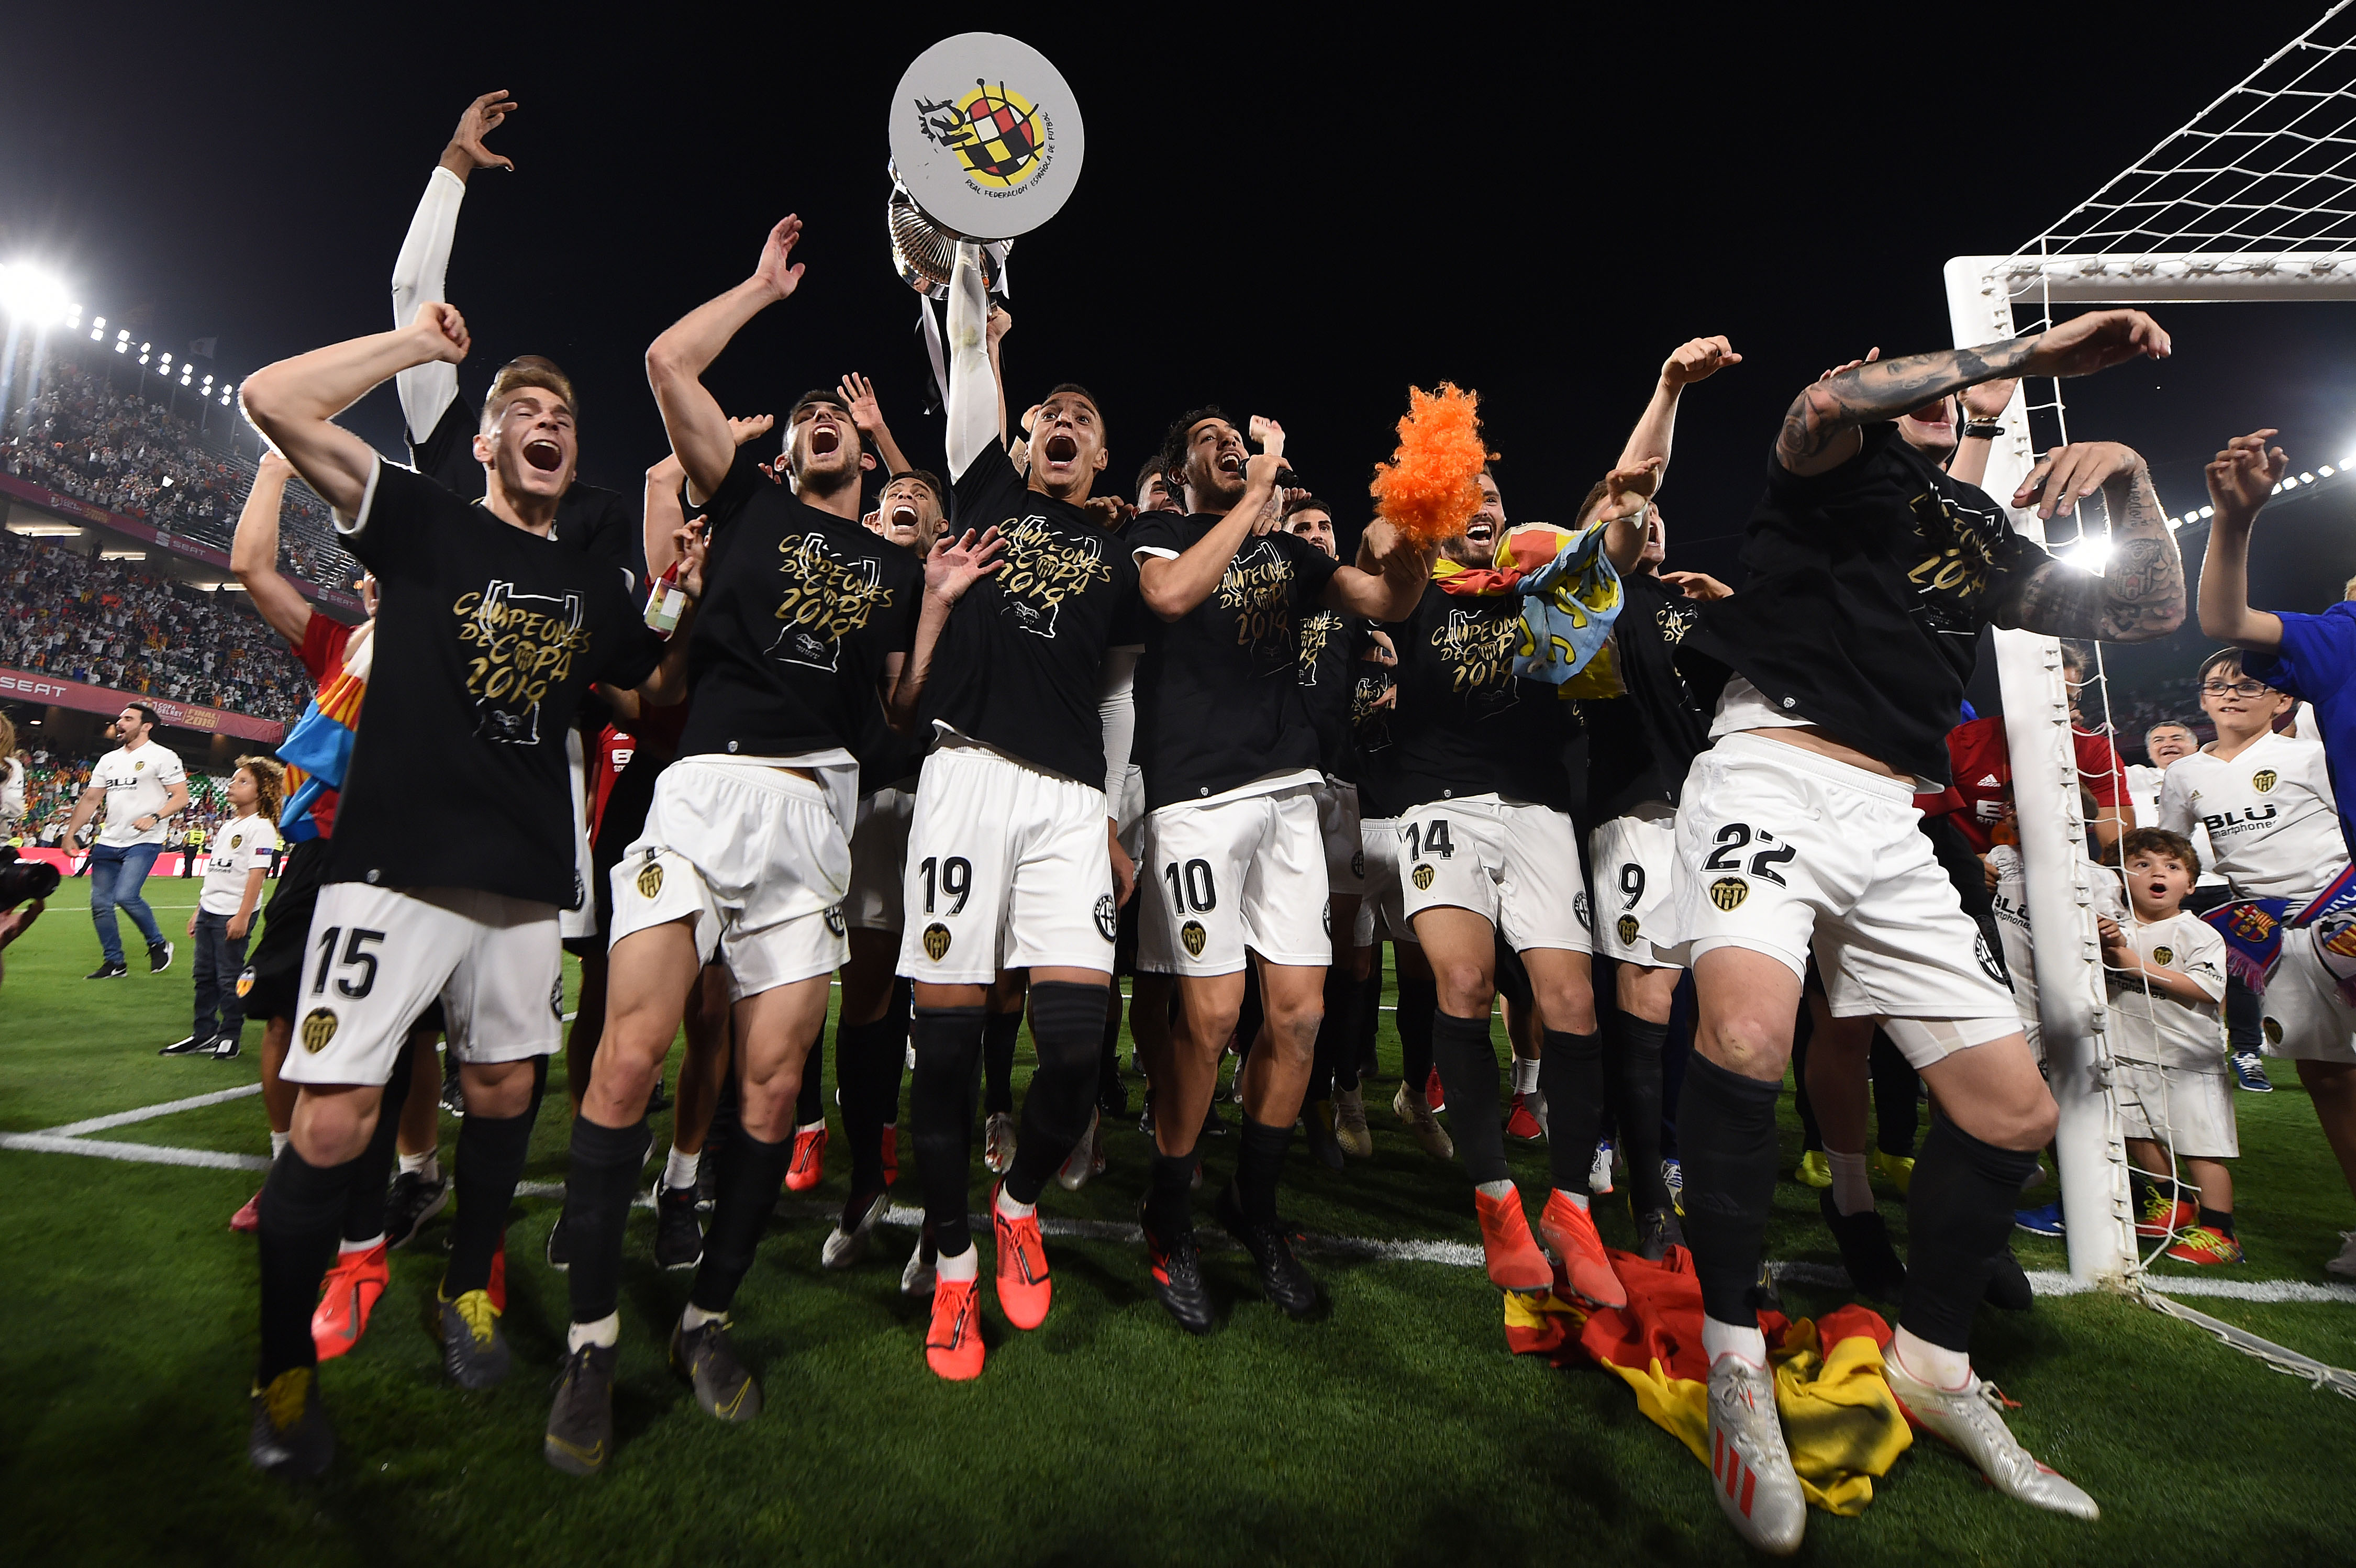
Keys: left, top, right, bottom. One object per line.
{"left": 1, "top": 353, "right": 360, "bottom": 591}
{"left": 0, "top": 529, "right": 310, "bottom": 720}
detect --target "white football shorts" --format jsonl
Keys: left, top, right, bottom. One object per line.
{"left": 1665, "top": 732, "right": 2017, "bottom": 1061}
{"left": 1395, "top": 793, "right": 1591, "bottom": 954}
{"left": 1137, "top": 782, "right": 1329, "bottom": 976}
{"left": 2259, "top": 924, "right": 2356, "bottom": 1065}
{"left": 1590, "top": 803, "right": 1681, "bottom": 968}
{"left": 845, "top": 786, "right": 915, "bottom": 933}
{"left": 280, "top": 883, "right": 561, "bottom": 1087}
{"left": 610, "top": 759, "right": 850, "bottom": 1002}
{"left": 1315, "top": 777, "right": 1367, "bottom": 896}
{"left": 896, "top": 741, "right": 1118, "bottom": 985}
{"left": 1356, "top": 816, "right": 1416, "bottom": 948}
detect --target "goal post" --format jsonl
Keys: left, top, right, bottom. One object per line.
{"left": 1947, "top": 246, "right": 2356, "bottom": 1286}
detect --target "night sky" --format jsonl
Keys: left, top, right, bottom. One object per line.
{"left": 7, "top": 3, "right": 2356, "bottom": 681}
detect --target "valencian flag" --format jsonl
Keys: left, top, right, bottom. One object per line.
{"left": 1503, "top": 1247, "right": 1914, "bottom": 1515}
{"left": 1429, "top": 520, "right": 1625, "bottom": 693}
{"left": 274, "top": 657, "right": 366, "bottom": 842}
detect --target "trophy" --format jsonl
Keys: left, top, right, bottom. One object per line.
{"left": 887, "top": 33, "right": 1085, "bottom": 402}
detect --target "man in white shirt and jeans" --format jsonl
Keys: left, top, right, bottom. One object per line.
{"left": 63, "top": 703, "right": 189, "bottom": 979}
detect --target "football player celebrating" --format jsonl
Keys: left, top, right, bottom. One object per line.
{"left": 1582, "top": 335, "right": 1741, "bottom": 1258}
{"left": 546, "top": 216, "right": 951, "bottom": 1471}
{"left": 1665, "top": 311, "right": 2181, "bottom": 1550}
{"left": 1388, "top": 460, "right": 1653, "bottom": 1311}
{"left": 1128, "top": 411, "right": 1428, "bottom": 1329}
{"left": 890, "top": 240, "right": 1147, "bottom": 1379}
{"left": 239, "top": 299, "right": 695, "bottom": 1479}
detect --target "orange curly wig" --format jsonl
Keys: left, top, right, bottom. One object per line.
{"left": 1369, "top": 383, "right": 1492, "bottom": 547}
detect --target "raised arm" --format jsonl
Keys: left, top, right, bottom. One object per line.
{"left": 1991, "top": 442, "right": 2186, "bottom": 644}
{"left": 647, "top": 216, "right": 804, "bottom": 503}
{"left": 987, "top": 305, "right": 1013, "bottom": 446}
{"left": 643, "top": 414, "right": 773, "bottom": 579}
{"left": 944, "top": 243, "right": 997, "bottom": 480}
{"left": 838, "top": 373, "right": 909, "bottom": 479}
{"left": 391, "top": 91, "right": 514, "bottom": 443}
{"left": 229, "top": 451, "right": 313, "bottom": 645}
{"left": 242, "top": 305, "right": 471, "bottom": 517}
{"left": 883, "top": 527, "right": 1004, "bottom": 730}
{"left": 2196, "top": 429, "right": 2289, "bottom": 652}
{"left": 1944, "top": 376, "right": 2020, "bottom": 488}
{"left": 1777, "top": 309, "right": 2170, "bottom": 477}
{"left": 1324, "top": 518, "right": 1432, "bottom": 621}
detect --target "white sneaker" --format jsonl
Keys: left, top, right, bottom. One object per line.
{"left": 821, "top": 1190, "right": 891, "bottom": 1271}
{"left": 900, "top": 1232, "right": 937, "bottom": 1296}
{"left": 1589, "top": 1138, "right": 1616, "bottom": 1196}
{"left": 1884, "top": 1357, "right": 2098, "bottom": 1520}
{"left": 1391, "top": 1081, "right": 1454, "bottom": 1159}
{"left": 1527, "top": 1087, "right": 1549, "bottom": 1140}
{"left": 983, "top": 1111, "right": 1018, "bottom": 1176}
{"left": 1057, "top": 1109, "right": 1102, "bottom": 1192}
{"left": 1333, "top": 1085, "right": 1373, "bottom": 1158}
{"left": 2328, "top": 1231, "right": 2356, "bottom": 1278}
{"left": 1705, "top": 1354, "right": 1806, "bottom": 1554}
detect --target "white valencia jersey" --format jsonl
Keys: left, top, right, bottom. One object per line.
{"left": 2124, "top": 762, "right": 2222, "bottom": 887}
{"left": 2105, "top": 910, "right": 2227, "bottom": 1070}
{"left": 199, "top": 814, "right": 281, "bottom": 915}
{"left": 90, "top": 742, "right": 186, "bottom": 848}
{"left": 2158, "top": 732, "right": 2342, "bottom": 902}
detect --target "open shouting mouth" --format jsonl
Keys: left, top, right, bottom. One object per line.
{"left": 523, "top": 438, "right": 564, "bottom": 473}
{"left": 1042, "top": 432, "right": 1077, "bottom": 466}
{"left": 809, "top": 425, "right": 841, "bottom": 459}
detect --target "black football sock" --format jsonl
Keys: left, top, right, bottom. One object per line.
{"left": 1899, "top": 1114, "right": 2041, "bottom": 1352}
{"left": 794, "top": 1028, "right": 825, "bottom": 1128}
{"left": 687, "top": 1126, "right": 792, "bottom": 1313}
{"left": 834, "top": 1015, "right": 899, "bottom": 1208}
{"left": 1609, "top": 1014, "right": 1671, "bottom": 1213}
{"left": 1147, "top": 1150, "right": 1196, "bottom": 1241}
{"left": 2199, "top": 1205, "right": 2236, "bottom": 1238}
{"left": 1355, "top": 966, "right": 1382, "bottom": 1077}
{"left": 1430, "top": 1009, "right": 1508, "bottom": 1184}
{"left": 1235, "top": 1114, "right": 1292, "bottom": 1226}
{"left": 1319, "top": 964, "right": 1362, "bottom": 1095}
{"left": 2127, "top": 1164, "right": 2161, "bottom": 1211}
{"left": 982, "top": 1007, "right": 1021, "bottom": 1117}
{"left": 444, "top": 1070, "right": 543, "bottom": 1297}
{"left": 1396, "top": 973, "right": 1438, "bottom": 1090}
{"left": 1869, "top": 1031, "right": 1920, "bottom": 1157}
{"left": 912, "top": 1006, "right": 988, "bottom": 1258}
{"left": 1677, "top": 1053, "right": 1783, "bottom": 1326}
{"left": 1539, "top": 1027, "right": 1605, "bottom": 1197}
{"left": 256, "top": 1145, "right": 354, "bottom": 1380}
{"left": 1006, "top": 982, "right": 1108, "bottom": 1206}
{"left": 340, "top": 1042, "right": 415, "bottom": 1243}
{"left": 564, "top": 1115, "right": 652, "bottom": 1326}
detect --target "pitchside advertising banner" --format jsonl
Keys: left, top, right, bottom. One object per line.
{"left": 0, "top": 665, "right": 285, "bottom": 743}
{"left": 0, "top": 472, "right": 365, "bottom": 617}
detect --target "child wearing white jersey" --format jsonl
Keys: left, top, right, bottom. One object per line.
{"left": 2100, "top": 829, "right": 2237, "bottom": 1264}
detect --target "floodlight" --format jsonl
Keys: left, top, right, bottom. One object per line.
{"left": 0, "top": 262, "right": 72, "bottom": 326}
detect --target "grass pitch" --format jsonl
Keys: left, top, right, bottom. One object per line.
{"left": 4, "top": 878, "right": 2355, "bottom": 1566}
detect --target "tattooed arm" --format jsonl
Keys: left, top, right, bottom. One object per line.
{"left": 1989, "top": 443, "right": 2186, "bottom": 643}
{"left": 1776, "top": 309, "right": 2171, "bottom": 477}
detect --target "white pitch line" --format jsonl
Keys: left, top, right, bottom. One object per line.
{"left": 0, "top": 1132, "right": 269, "bottom": 1171}
{"left": 39, "top": 1082, "right": 263, "bottom": 1138}
{"left": 7, "top": 1115, "right": 2354, "bottom": 1303}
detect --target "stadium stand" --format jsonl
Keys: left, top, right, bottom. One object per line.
{"left": 2, "top": 351, "right": 360, "bottom": 590}
{"left": 0, "top": 528, "right": 309, "bottom": 721}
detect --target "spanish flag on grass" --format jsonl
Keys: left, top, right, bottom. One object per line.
{"left": 1504, "top": 1245, "right": 1913, "bottom": 1515}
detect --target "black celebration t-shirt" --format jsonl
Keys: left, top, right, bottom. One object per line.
{"left": 1351, "top": 634, "right": 1405, "bottom": 818}
{"left": 1297, "top": 605, "right": 1359, "bottom": 781}
{"left": 1581, "top": 570, "right": 1713, "bottom": 821}
{"left": 412, "top": 396, "right": 647, "bottom": 593}
{"left": 329, "top": 461, "right": 664, "bottom": 905}
{"left": 1678, "top": 422, "right": 2049, "bottom": 787}
{"left": 1386, "top": 581, "right": 1575, "bottom": 812}
{"left": 849, "top": 536, "right": 932, "bottom": 794}
{"left": 1129, "top": 512, "right": 1340, "bottom": 810}
{"left": 927, "top": 440, "right": 1148, "bottom": 787}
{"left": 678, "top": 446, "right": 923, "bottom": 764}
